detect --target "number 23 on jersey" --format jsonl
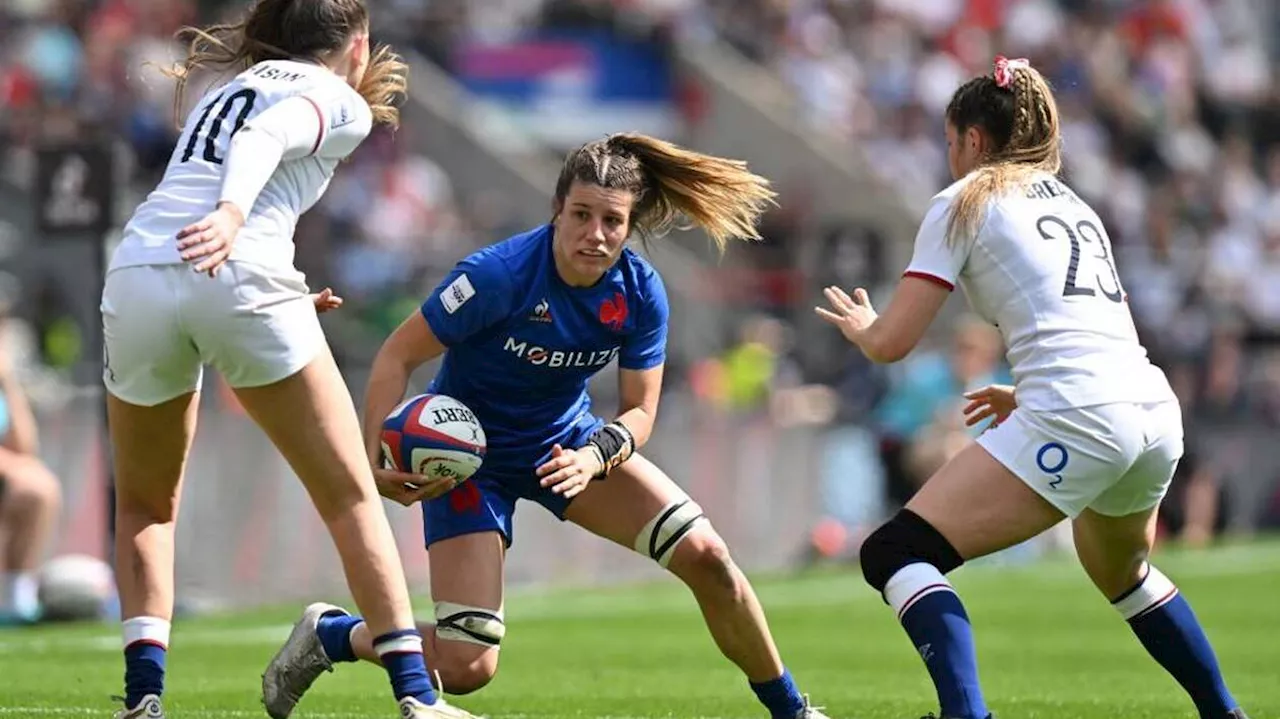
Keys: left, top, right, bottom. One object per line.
{"left": 1036, "top": 214, "right": 1124, "bottom": 303}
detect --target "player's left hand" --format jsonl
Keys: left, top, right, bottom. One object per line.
{"left": 815, "top": 286, "right": 878, "bottom": 344}
{"left": 177, "top": 201, "right": 245, "bottom": 277}
{"left": 536, "top": 443, "right": 602, "bottom": 499}
{"left": 311, "top": 287, "right": 343, "bottom": 313}
{"left": 373, "top": 466, "right": 456, "bottom": 505}
{"left": 962, "top": 384, "right": 1017, "bottom": 428}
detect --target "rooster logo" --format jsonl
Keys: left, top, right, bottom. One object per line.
{"left": 530, "top": 298, "right": 552, "bottom": 322}
{"left": 598, "top": 292, "right": 628, "bottom": 331}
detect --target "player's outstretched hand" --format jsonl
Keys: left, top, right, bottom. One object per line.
{"left": 536, "top": 443, "right": 602, "bottom": 499}
{"left": 177, "top": 201, "right": 244, "bottom": 277}
{"left": 815, "top": 286, "right": 878, "bottom": 344}
{"left": 962, "top": 384, "right": 1017, "bottom": 428}
{"left": 311, "top": 287, "right": 343, "bottom": 313}
{"left": 373, "top": 466, "right": 456, "bottom": 506}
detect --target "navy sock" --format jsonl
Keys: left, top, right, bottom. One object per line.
{"left": 1116, "top": 567, "right": 1239, "bottom": 719}
{"left": 749, "top": 668, "right": 806, "bottom": 718}
{"left": 124, "top": 641, "right": 166, "bottom": 708}
{"left": 316, "top": 612, "right": 363, "bottom": 663}
{"left": 373, "top": 629, "right": 436, "bottom": 705}
{"left": 886, "top": 564, "right": 988, "bottom": 719}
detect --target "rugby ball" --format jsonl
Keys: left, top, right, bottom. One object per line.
{"left": 381, "top": 394, "right": 485, "bottom": 486}
{"left": 39, "top": 554, "right": 116, "bottom": 622}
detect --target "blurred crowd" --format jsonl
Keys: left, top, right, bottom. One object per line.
{"left": 1, "top": 0, "right": 1279, "bottom": 595}
{"left": 688, "top": 0, "right": 1280, "bottom": 553}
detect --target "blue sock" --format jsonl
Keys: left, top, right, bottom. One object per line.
{"left": 749, "top": 668, "right": 806, "bottom": 718}
{"left": 124, "top": 641, "right": 166, "bottom": 708}
{"left": 886, "top": 564, "right": 988, "bottom": 719}
{"left": 316, "top": 612, "right": 363, "bottom": 663}
{"left": 373, "top": 629, "right": 437, "bottom": 705}
{"left": 1115, "top": 567, "right": 1239, "bottom": 719}
{"left": 122, "top": 617, "right": 170, "bottom": 709}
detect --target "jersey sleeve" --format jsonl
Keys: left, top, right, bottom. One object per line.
{"left": 421, "top": 252, "right": 514, "bottom": 347}
{"left": 903, "top": 193, "right": 972, "bottom": 291}
{"left": 217, "top": 86, "right": 371, "bottom": 213}
{"left": 618, "top": 267, "right": 669, "bottom": 371}
{"left": 301, "top": 83, "right": 374, "bottom": 160}
{"left": 218, "top": 96, "right": 322, "bottom": 212}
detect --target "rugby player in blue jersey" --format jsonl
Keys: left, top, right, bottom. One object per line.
{"left": 262, "top": 133, "right": 829, "bottom": 719}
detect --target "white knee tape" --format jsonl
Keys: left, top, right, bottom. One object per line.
{"left": 434, "top": 601, "right": 505, "bottom": 648}
{"left": 634, "top": 498, "right": 705, "bottom": 568}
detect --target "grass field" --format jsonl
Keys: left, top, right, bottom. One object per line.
{"left": 2, "top": 542, "right": 1278, "bottom": 718}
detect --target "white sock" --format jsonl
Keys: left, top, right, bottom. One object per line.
{"left": 4, "top": 572, "right": 40, "bottom": 618}
{"left": 883, "top": 562, "right": 956, "bottom": 620}
{"left": 373, "top": 632, "right": 423, "bottom": 657}
{"left": 123, "top": 616, "right": 172, "bottom": 649}
{"left": 1112, "top": 564, "right": 1179, "bottom": 620}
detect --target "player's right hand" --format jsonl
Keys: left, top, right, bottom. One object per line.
{"left": 962, "top": 384, "right": 1017, "bottom": 428}
{"left": 815, "top": 286, "right": 879, "bottom": 345}
{"left": 372, "top": 466, "right": 456, "bottom": 505}
{"left": 177, "top": 201, "right": 244, "bottom": 277}
{"left": 311, "top": 287, "right": 343, "bottom": 313}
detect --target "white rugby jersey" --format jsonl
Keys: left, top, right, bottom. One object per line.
{"left": 111, "top": 60, "right": 373, "bottom": 272}
{"left": 905, "top": 171, "right": 1175, "bottom": 411}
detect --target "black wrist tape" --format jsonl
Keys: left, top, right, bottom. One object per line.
{"left": 585, "top": 421, "right": 635, "bottom": 479}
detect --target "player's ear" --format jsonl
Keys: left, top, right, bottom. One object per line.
{"left": 965, "top": 125, "right": 986, "bottom": 157}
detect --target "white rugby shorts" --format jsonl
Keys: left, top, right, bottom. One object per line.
{"left": 977, "top": 400, "right": 1184, "bottom": 518}
{"left": 101, "top": 262, "right": 325, "bottom": 406}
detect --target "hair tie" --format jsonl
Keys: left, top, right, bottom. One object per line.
{"left": 993, "top": 55, "right": 1031, "bottom": 89}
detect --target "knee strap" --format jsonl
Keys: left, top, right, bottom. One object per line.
{"left": 860, "top": 509, "right": 964, "bottom": 592}
{"left": 435, "top": 601, "right": 505, "bottom": 648}
{"left": 634, "top": 498, "right": 705, "bottom": 568}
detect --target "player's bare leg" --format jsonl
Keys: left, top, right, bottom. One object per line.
{"left": 1073, "top": 506, "right": 1161, "bottom": 600}
{"left": 904, "top": 443, "right": 1064, "bottom": 560}
{"left": 108, "top": 390, "right": 201, "bottom": 718}
{"left": 264, "top": 532, "right": 501, "bottom": 717}
{"left": 238, "top": 348, "right": 458, "bottom": 716}
{"left": 1074, "top": 507, "right": 1248, "bottom": 719}
{"left": 345, "top": 531, "right": 506, "bottom": 694}
{"left": 235, "top": 350, "right": 415, "bottom": 635}
{"left": 565, "top": 453, "right": 824, "bottom": 718}
{"left": 0, "top": 452, "right": 62, "bottom": 621}
{"left": 860, "top": 441, "right": 1064, "bottom": 719}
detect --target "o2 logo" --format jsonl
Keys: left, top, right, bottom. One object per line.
{"left": 1036, "top": 442, "right": 1068, "bottom": 489}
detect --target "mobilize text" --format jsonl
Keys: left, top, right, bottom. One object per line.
{"left": 503, "top": 336, "right": 618, "bottom": 368}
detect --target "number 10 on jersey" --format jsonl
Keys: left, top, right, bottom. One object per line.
{"left": 181, "top": 89, "right": 258, "bottom": 165}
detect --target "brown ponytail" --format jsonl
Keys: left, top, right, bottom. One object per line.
{"left": 161, "top": 0, "right": 405, "bottom": 129}
{"left": 553, "top": 133, "right": 776, "bottom": 252}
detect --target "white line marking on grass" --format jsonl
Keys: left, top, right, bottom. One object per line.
{"left": 0, "top": 624, "right": 296, "bottom": 654}
{"left": 0, "top": 706, "right": 706, "bottom": 711}
{"left": 0, "top": 706, "right": 355, "bottom": 711}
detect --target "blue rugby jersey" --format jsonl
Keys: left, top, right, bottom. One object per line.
{"left": 420, "top": 224, "right": 668, "bottom": 471}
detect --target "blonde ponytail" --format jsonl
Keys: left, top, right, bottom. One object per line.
{"left": 945, "top": 59, "right": 1062, "bottom": 244}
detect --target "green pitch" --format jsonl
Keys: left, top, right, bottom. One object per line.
{"left": 2, "top": 542, "right": 1278, "bottom": 718}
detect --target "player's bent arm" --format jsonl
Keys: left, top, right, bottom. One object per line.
{"left": 361, "top": 312, "right": 448, "bottom": 465}
{"left": 217, "top": 95, "right": 334, "bottom": 219}
{"left": 860, "top": 276, "right": 952, "bottom": 364}
{"left": 579, "top": 364, "right": 664, "bottom": 479}
{"left": 615, "top": 364, "right": 664, "bottom": 449}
